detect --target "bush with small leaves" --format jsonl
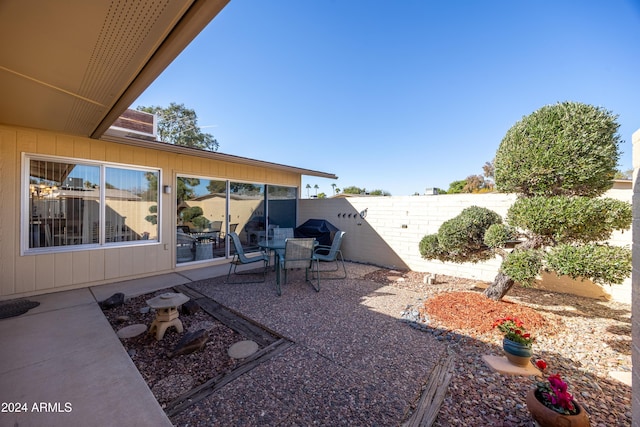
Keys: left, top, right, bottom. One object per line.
{"left": 546, "top": 244, "right": 631, "bottom": 285}
{"left": 494, "top": 102, "right": 620, "bottom": 197}
{"left": 419, "top": 206, "right": 502, "bottom": 263}
{"left": 483, "top": 223, "right": 518, "bottom": 248}
{"left": 500, "top": 249, "right": 543, "bottom": 287}
{"left": 507, "top": 196, "right": 632, "bottom": 244}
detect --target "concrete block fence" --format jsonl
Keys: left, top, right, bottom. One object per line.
{"left": 299, "top": 189, "right": 632, "bottom": 303}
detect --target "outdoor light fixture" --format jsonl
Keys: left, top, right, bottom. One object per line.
{"left": 163, "top": 185, "right": 172, "bottom": 194}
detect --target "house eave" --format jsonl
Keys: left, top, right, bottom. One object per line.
{"left": 99, "top": 134, "right": 338, "bottom": 180}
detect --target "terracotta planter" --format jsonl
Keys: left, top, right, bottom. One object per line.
{"left": 503, "top": 337, "right": 532, "bottom": 367}
{"left": 526, "top": 389, "right": 590, "bottom": 427}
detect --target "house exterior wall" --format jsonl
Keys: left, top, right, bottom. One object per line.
{"left": 0, "top": 125, "right": 300, "bottom": 298}
{"left": 299, "top": 188, "right": 632, "bottom": 302}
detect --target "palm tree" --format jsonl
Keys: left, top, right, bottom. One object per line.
{"left": 314, "top": 184, "right": 319, "bottom": 196}
{"left": 331, "top": 183, "right": 337, "bottom": 194}
{"left": 305, "top": 183, "right": 311, "bottom": 198}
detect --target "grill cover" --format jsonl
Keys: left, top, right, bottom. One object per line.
{"left": 294, "top": 219, "right": 339, "bottom": 246}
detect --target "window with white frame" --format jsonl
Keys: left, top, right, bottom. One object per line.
{"left": 24, "top": 155, "right": 159, "bottom": 252}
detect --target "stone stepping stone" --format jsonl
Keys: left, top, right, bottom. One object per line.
{"left": 228, "top": 340, "right": 259, "bottom": 359}
{"left": 117, "top": 324, "right": 147, "bottom": 339}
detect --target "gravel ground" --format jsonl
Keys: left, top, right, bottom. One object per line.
{"left": 102, "top": 264, "right": 632, "bottom": 426}
{"left": 369, "top": 269, "right": 632, "bottom": 426}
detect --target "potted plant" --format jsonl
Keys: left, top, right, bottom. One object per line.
{"left": 526, "top": 360, "right": 590, "bottom": 426}
{"left": 492, "top": 316, "right": 534, "bottom": 366}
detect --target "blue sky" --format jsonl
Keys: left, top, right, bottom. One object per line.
{"left": 133, "top": 0, "right": 640, "bottom": 196}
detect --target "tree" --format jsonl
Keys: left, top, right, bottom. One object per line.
{"left": 331, "top": 183, "right": 337, "bottom": 195}
{"left": 138, "top": 103, "right": 219, "bottom": 151}
{"left": 314, "top": 184, "right": 319, "bottom": 196}
{"left": 342, "top": 186, "right": 364, "bottom": 194}
{"left": 305, "top": 183, "right": 311, "bottom": 198}
{"left": 419, "top": 102, "right": 632, "bottom": 300}
{"left": 446, "top": 180, "right": 467, "bottom": 194}
{"left": 482, "top": 160, "right": 495, "bottom": 181}
{"left": 369, "top": 189, "right": 391, "bottom": 196}
{"left": 614, "top": 169, "right": 633, "bottom": 180}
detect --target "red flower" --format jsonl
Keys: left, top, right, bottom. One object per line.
{"left": 536, "top": 359, "right": 547, "bottom": 370}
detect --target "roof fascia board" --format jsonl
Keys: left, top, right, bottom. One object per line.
{"left": 100, "top": 135, "right": 338, "bottom": 180}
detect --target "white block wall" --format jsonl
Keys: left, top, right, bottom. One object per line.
{"left": 299, "top": 190, "right": 631, "bottom": 300}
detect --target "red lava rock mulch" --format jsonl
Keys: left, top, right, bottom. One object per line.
{"left": 422, "top": 291, "right": 550, "bottom": 336}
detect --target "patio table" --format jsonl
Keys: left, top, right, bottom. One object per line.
{"left": 258, "top": 239, "right": 318, "bottom": 286}
{"left": 258, "top": 238, "right": 286, "bottom": 278}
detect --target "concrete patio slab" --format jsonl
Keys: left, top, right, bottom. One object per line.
{"left": 91, "top": 272, "right": 191, "bottom": 301}
{"left": 0, "top": 289, "right": 172, "bottom": 427}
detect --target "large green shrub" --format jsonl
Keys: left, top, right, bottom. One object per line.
{"left": 507, "top": 196, "right": 632, "bottom": 244}
{"left": 494, "top": 102, "right": 620, "bottom": 197}
{"left": 546, "top": 244, "right": 632, "bottom": 285}
{"left": 419, "top": 101, "right": 631, "bottom": 300}
{"left": 418, "top": 206, "right": 502, "bottom": 263}
{"left": 500, "top": 249, "right": 543, "bottom": 287}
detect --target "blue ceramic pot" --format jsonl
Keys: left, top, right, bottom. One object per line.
{"left": 503, "top": 337, "right": 533, "bottom": 367}
{"left": 503, "top": 337, "right": 533, "bottom": 357}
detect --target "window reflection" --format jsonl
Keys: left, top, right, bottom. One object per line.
{"left": 176, "top": 177, "right": 227, "bottom": 263}
{"left": 27, "top": 158, "right": 158, "bottom": 250}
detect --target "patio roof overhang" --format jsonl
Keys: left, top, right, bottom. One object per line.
{"left": 1, "top": 0, "right": 336, "bottom": 181}
{"left": 0, "top": 0, "right": 229, "bottom": 139}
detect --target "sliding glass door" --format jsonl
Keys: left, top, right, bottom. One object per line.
{"left": 175, "top": 176, "right": 297, "bottom": 265}
{"left": 176, "top": 177, "right": 226, "bottom": 264}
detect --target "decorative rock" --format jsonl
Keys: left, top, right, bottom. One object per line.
{"left": 168, "top": 329, "right": 209, "bottom": 358}
{"left": 181, "top": 299, "right": 200, "bottom": 316}
{"left": 116, "top": 315, "right": 130, "bottom": 323}
{"left": 152, "top": 374, "right": 194, "bottom": 402}
{"left": 100, "top": 292, "right": 125, "bottom": 309}
{"left": 189, "top": 320, "right": 216, "bottom": 332}
{"left": 139, "top": 306, "right": 150, "bottom": 314}
{"left": 228, "top": 340, "right": 259, "bottom": 359}
{"left": 117, "top": 324, "right": 147, "bottom": 339}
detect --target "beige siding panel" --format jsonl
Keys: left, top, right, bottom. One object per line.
{"left": 72, "top": 250, "right": 91, "bottom": 284}
{"left": 35, "top": 254, "right": 55, "bottom": 291}
{"left": 180, "top": 155, "right": 193, "bottom": 172}
{"left": 156, "top": 244, "right": 172, "bottom": 269}
{"left": 146, "top": 149, "right": 158, "bottom": 168}
{"left": 142, "top": 245, "right": 160, "bottom": 274}
{"left": 0, "top": 129, "right": 17, "bottom": 295}
{"left": 104, "top": 143, "right": 120, "bottom": 164}
{"left": 15, "top": 255, "right": 36, "bottom": 294}
{"left": 118, "top": 247, "right": 135, "bottom": 277}
{"left": 35, "top": 130, "right": 56, "bottom": 155}
{"left": 73, "top": 138, "right": 91, "bottom": 159}
{"left": 89, "top": 250, "right": 105, "bottom": 282}
{"left": 53, "top": 252, "right": 73, "bottom": 287}
{"left": 104, "top": 250, "right": 120, "bottom": 280}
{"left": 16, "top": 129, "right": 37, "bottom": 153}
{"left": 130, "top": 246, "right": 146, "bottom": 275}
{"left": 90, "top": 139, "right": 107, "bottom": 161}
{"left": 56, "top": 134, "right": 74, "bottom": 157}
